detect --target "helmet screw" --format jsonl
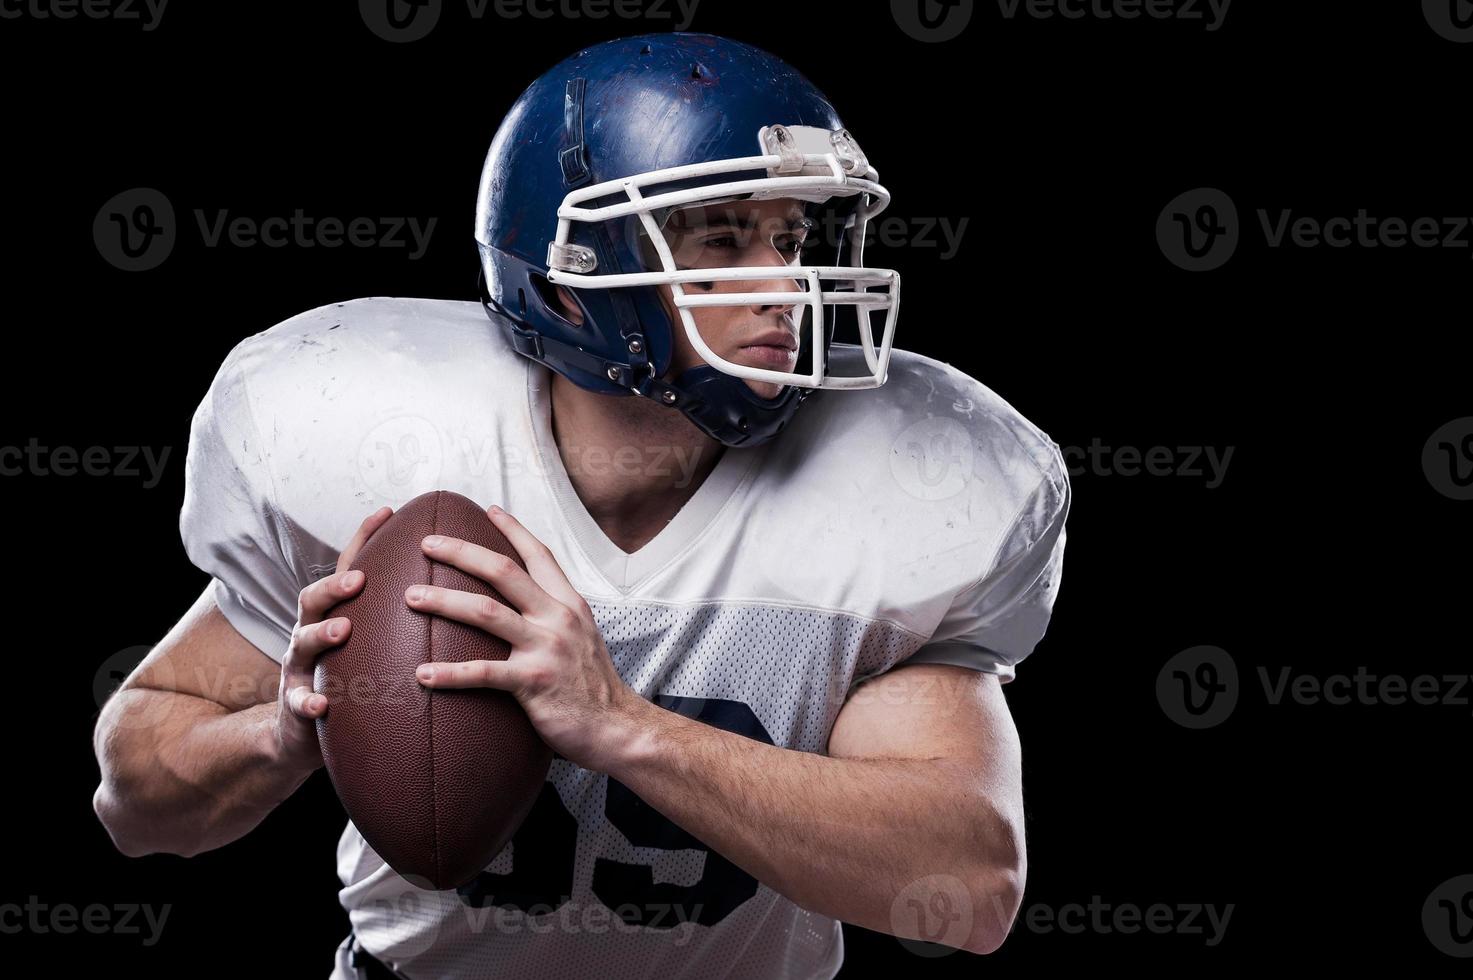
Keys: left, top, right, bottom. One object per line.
{"left": 606, "top": 367, "right": 620, "bottom": 381}
{"left": 661, "top": 390, "right": 678, "bottom": 405}
{"left": 628, "top": 339, "right": 643, "bottom": 354}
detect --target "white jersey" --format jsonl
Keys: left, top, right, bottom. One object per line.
{"left": 180, "top": 297, "right": 1071, "bottom": 980}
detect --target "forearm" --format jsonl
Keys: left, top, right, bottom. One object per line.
{"left": 93, "top": 691, "right": 311, "bottom": 858}
{"left": 603, "top": 698, "right": 1022, "bottom": 947}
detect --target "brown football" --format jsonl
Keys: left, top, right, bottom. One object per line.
{"left": 315, "top": 489, "right": 550, "bottom": 890}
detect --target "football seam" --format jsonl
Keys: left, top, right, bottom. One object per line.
{"left": 427, "top": 490, "right": 442, "bottom": 888}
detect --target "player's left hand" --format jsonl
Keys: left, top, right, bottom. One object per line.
{"left": 406, "top": 504, "right": 644, "bottom": 773}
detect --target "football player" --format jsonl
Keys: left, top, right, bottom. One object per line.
{"left": 92, "top": 33, "right": 1070, "bottom": 979}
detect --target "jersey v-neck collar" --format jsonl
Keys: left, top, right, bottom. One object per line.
{"left": 524, "top": 357, "right": 762, "bottom": 595}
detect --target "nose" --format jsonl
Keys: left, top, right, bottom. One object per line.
{"left": 745, "top": 272, "right": 803, "bottom": 319}
{"left": 740, "top": 240, "right": 804, "bottom": 318}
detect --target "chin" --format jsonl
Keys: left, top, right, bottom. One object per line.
{"left": 744, "top": 380, "right": 787, "bottom": 400}
{"left": 730, "top": 348, "right": 798, "bottom": 400}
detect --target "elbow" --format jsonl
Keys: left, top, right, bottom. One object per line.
{"left": 963, "top": 862, "right": 1023, "bottom": 955}
{"left": 962, "top": 801, "right": 1027, "bottom": 955}
{"left": 93, "top": 782, "right": 151, "bottom": 858}
{"left": 92, "top": 697, "right": 205, "bottom": 860}
{"left": 93, "top": 701, "right": 154, "bottom": 858}
{"left": 891, "top": 853, "right": 1024, "bottom": 956}
{"left": 93, "top": 781, "right": 201, "bottom": 860}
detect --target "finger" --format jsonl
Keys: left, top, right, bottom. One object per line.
{"left": 420, "top": 534, "right": 556, "bottom": 619}
{"left": 285, "top": 683, "right": 328, "bottom": 720}
{"left": 486, "top": 506, "right": 587, "bottom": 614}
{"left": 298, "top": 569, "right": 366, "bottom": 626}
{"left": 282, "top": 616, "right": 351, "bottom": 699}
{"left": 336, "top": 505, "right": 394, "bottom": 575}
{"left": 404, "top": 585, "right": 539, "bottom": 647}
{"left": 416, "top": 658, "right": 526, "bottom": 692}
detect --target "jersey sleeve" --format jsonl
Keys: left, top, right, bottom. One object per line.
{"left": 905, "top": 441, "right": 1071, "bottom": 684}
{"left": 178, "top": 341, "right": 303, "bottom": 663}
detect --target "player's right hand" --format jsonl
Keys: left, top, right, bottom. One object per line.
{"left": 273, "top": 505, "right": 393, "bottom": 773}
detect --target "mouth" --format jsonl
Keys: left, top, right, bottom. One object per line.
{"left": 734, "top": 343, "right": 798, "bottom": 369}
{"left": 741, "top": 332, "right": 798, "bottom": 352}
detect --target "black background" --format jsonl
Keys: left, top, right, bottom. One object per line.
{"left": 4, "top": 0, "right": 1470, "bottom": 975}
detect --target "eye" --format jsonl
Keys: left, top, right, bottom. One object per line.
{"left": 696, "top": 233, "right": 811, "bottom": 256}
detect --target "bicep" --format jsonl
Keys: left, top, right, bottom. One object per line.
{"left": 826, "top": 662, "right": 1022, "bottom": 806}
{"left": 123, "top": 582, "right": 284, "bottom": 711}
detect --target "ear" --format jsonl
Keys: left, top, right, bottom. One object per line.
{"left": 552, "top": 285, "right": 585, "bottom": 326}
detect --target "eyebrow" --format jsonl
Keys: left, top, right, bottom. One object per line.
{"left": 696, "top": 211, "right": 814, "bottom": 232}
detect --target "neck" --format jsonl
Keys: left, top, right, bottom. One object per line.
{"left": 548, "top": 372, "right": 725, "bottom": 553}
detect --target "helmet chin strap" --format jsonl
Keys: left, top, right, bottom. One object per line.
{"left": 478, "top": 270, "right": 815, "bottom": 449}
{"left": 626, "top": 275, "right": 833, "bottom": 448}
{"left": 635, "top": 363, "right": 812, "bottom": 448}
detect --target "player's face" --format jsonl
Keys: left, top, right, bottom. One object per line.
{"left": 655, "top": 198, "right": 812, "bottom": 401}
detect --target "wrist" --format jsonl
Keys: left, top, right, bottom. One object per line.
{"left": 255, "top": 705, "right": 320, "bottom": 783}
{"left": 597, "top": 689, "right": 668, "bottom": 779}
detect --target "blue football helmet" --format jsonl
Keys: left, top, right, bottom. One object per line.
{"left": 474, "top": 33, "right": 899, "bottom": 447}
